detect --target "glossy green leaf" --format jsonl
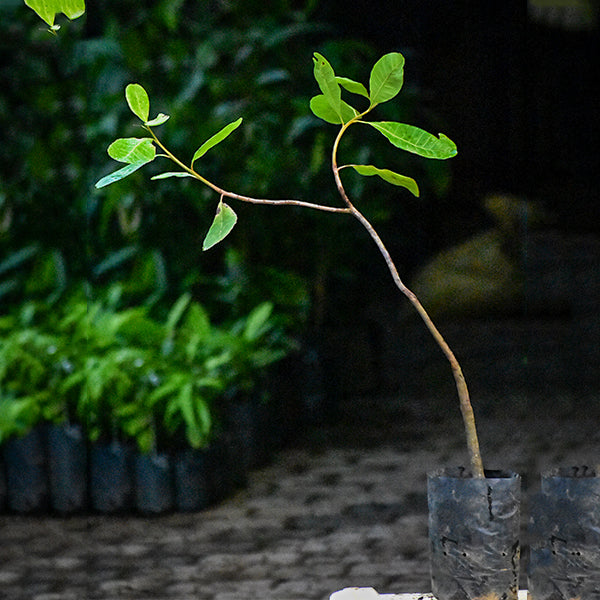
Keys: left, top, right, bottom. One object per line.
{"left": 310, "top": 95, "right": 357, "bottom": 125}
{"left": 369, "top": 52, "right": 405, "bottom": 106}
{"left": 145, "top": 113, "right": 170, "bottom": 127}
{"left": 366, "top": 122, "right": 457, "bottom": 159}
{"left": 151, "top": 172, "right": 194, "bottom": 180}
{"left": 309, "top": 95, "right": 341, "bottom": 124}
{"left": 203, "top": 201, "right": 238, "bottom": 251}
{"left": 24, "top": 0, "right": 85, "bottom": 26}
{"left": 94, "top": 162, "right": 148, "bottom": 189}
{"left": 125, "top": 83, "right": 150, "bottom": 122}
{"left": 191, "top": 118, "right": 243, "bottom": 166}
{"left": 347, "top": 164, "right": 420, "bottom": 197}
{"left": 312, "top": 53, "right": 342, "bottom": 120}
{"left": 108, "top": 137, "right": 156, "bottom": 164}
{"left": 336, "top": 76, "right": 369, "bottom": 99}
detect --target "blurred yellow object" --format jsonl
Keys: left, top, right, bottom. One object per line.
{"left": 406, "top": 195, "right": 550, "bottom": 319}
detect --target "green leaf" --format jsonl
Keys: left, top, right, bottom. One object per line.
{"left": 203, "top": 201, "right": 238, "bottom": 251}
{"left": 145, "top": 113, "right": 170, "bottom": 127}
{"left": 183, "top": 303, "right": 211, "bottom": 342}
{"left": 312, "top": 53, "right": 342, "bottom": 120}
{"left": 107, "top": 138, "right": 155, "bottom": 164}
{"left": 244, "top": 302, "right": 274, "bottom": 341}
{"left": 151, "top": 172, "right": 194, "bottom": 180}
{"left": 95, "top": 162, "right": 148, "bottom": 189}
{"left": 165, "top": 293, "right": 191, "bottom": 334}
{"left": 366, "top": 122, "right": 457, "bottom": 159}
{"left": 336, "top": 76, "right": 369, "bottom": 99}
{"left": 24, "top": 0, "right": 85, "bottom": 27}
{"left": 191, "top": 118, "right": 243, "bottom": 166}
{"left": 125, "top": 84, "right": 150, "bottom": 122}
{"left": 347, "top": 164, "right": 420, "bottom": 197}
{"left": 196, "top": 399, "right": 211, "bottom": 439}
{"left": 310, "top": 95, "right": 357, "bottom": 125}
{"left": 369, "top": 52, "right": 405, "bottom": 106}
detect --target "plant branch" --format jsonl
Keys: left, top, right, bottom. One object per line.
{"left": 145, "top": 106, "right": 485, "bottom": 477}
{"left": 148, "top": 127, "right": 351, "bottom": 215}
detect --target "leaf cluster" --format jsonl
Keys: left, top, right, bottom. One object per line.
{"left": 96, "top": 52, "right": 457, "bottom": 253}
{"left": 0, "top": 289, "right": 294, "bottom": 451}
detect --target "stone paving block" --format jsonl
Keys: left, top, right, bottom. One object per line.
{"left": 33, "top": 594, "right": 80, "bottom": 600}
{"left": 2, "top": 396, "right": 600, "bottom": 599}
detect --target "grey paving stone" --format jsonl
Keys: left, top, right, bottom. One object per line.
{"left": 1, "top": 391, "right": 600, "bottom": 599}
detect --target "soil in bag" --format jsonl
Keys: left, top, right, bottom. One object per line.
{"left": 3, "top": 427, "right": 49, "bottom": 513}
{"left": 134, "top": 452, "right": 174, "bottom": 515}
{"left": 174, "top": 448, "right": 211, "bottom": 512}
{"left": 90, "top": 440, "right": 134, "bottom": 513}
{"left": 47, "top": 423, "right": 88, "bottom": 514}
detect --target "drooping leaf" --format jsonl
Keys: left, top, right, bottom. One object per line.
{"left": 369, "top": 52, "right": 405, "bottom": 106}
{"left": 145, "top": 113, "right": 170, "bottom": 127}
{"left": 336, "top": 76, "right": 369, "bottom": 99}
{"left": 151, "top": 172, "right": 194, "bottom": 180}
{"left": 107, "top": 137, "right": 156, "bottom": 164}
{"left": 347, "top": 164, "right": 420, "bottom": 197}
{"left": 366, "top": 122, "right": 458, "bottom": 159}
{"left": 24, "top": 0, "right": 85, "bottom": 27}
{"left": 191, "top": 118, "right": 243, "bottom": 166}
{"left": 310, "top": 95, "right": 357, "bottom": 125}
{"left": 312, "top": 53, "right": 342, "bottom": 120}
{"left": 94, "top": 162, "right": 148, "bottom": 189}
{"left": 125, "top": 83, "right": 150, "bottom": 122}
{"left": 203, "top": 201, "right": 238, "bottom": 251}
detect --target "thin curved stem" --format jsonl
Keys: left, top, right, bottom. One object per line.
{"left": 331, "top": 125, "right": 485, "bottom": 478}
{"left": 146, "top": 119, "right": 484, "bottom": 477}
{"left": 148, "top": 128, "right": 350, "bottom": 215}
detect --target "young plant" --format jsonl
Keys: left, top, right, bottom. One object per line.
{"left": 96, "top": 52, "right": 485, "bottom": 477}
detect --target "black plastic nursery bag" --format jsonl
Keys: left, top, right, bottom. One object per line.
{"left": 528, "top": 466, "right": 600, "bottom": 599}
{"left": 428, "top": 468, "right": 521, "bottom": 600}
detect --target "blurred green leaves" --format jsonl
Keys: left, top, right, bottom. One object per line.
{"left": 4, "top": 1, "right": 456, "bottom": 341}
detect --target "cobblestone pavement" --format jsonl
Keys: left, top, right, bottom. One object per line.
{"left": 1, "top": 394, "right": 599, "bottom": 600}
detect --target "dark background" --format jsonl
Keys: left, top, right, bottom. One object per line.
{"left": 320, "top": 0, "right": 599, "bottom": 234}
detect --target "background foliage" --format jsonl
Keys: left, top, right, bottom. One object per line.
{"left": 1, "top": 0, "right": 454, "bottom": 328}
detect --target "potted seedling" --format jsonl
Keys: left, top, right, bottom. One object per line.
{"left": 0, "top": 315, "right": 60, "bottom": 513}
{"left": 96, "top": 52, "right": 521, "bottom": 597}
{"left": 207, "top": 300, "right": 297, "bottom": 470}
{"left": 59, "top": 295, "right": 149, "bottom": 513}
{"left": 143, "top": 293, "right": 223, "bottom": 509}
